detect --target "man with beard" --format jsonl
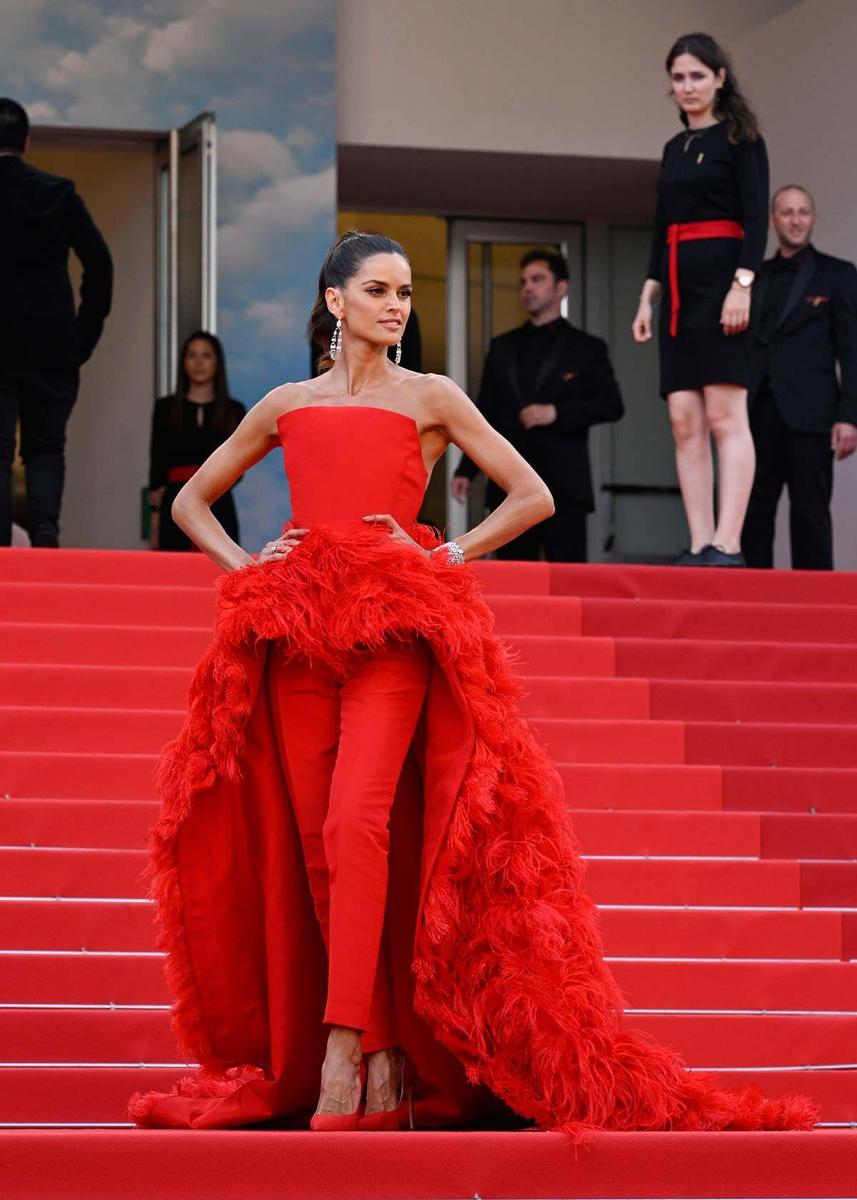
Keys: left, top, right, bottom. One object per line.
{"left": 452, "top": 249, "right": 623, "bottom": 562}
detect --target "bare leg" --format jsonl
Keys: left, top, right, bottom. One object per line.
{"left": 667, "top": 389, "right": 715, "bottom": 552}
{"left": 704, "top": 383, "right": 755, "bottom": 554}
{"left": 316, "top": 1025, "right": 363, "bottom": 1116}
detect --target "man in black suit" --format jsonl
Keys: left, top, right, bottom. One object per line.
{"left": 743, "top": 185, "right": 857, "bottom": 570}
{"left": 0, "top": 98, "right": 113, "bottom": 547}
{"left": 452, "top": 249, "right": 623, "bottom": 561}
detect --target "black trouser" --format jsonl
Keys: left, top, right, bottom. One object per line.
{"left": 0, "top": 368, "right": 79, "bottom": 547}
{"left": 742, "top": 383, "right": 834, "bottom": 570}
{"left": 494, "top": 496, "right": 588, "bottom": 563}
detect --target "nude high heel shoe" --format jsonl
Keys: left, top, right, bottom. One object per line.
{"left": 309, "top": 1059, "right": 364, "bottom": 1131}
{"left": 358, "top": 1051, "right": 413, "bottom": 1131}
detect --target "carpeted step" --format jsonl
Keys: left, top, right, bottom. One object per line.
{"left": 711, "top": 1068, "right": 857, "bottom": 1124}
{"left": 0, "top": 1064, "right": 852, "bottom": 1126}
{"left": 0, "top": 952, "right": 169, "bottom": 1005}
{"left": 584, "top": 857, "right": 800, "bottom": 907}
{"left": 0, "top": 752, "right": 157, "bottom": 801}
{"left": 686, "top": 721, "right": 857, "bottom": 768}
{"left": 0, "top": 624, "right": 619, "bottom": 679}
{"left": 533, "top": 718, "right": 684, "bottom": 763}
{"left": 2, "top": 708, "right": 690, "bottom": 763}
{"left": 581, "top": 596, "right": 857, "bottom": 644}
{"left": 1, "top": 1129, "right": 855, "bottom": 1200}
{"left": 571, "top": 809, "right": 760, "bottom": 856}
{"left": 559, "top": 763, "right": 724, "bottom": 810}
{"left": 0, "top": 799, "right": 159, "bottom": 850}
{"left": 6, "top": 1007, "right": 853, "bottom": 1071}
{"left": 484, "top": 595, "right": 583, "bottom": 636}
{"left": 650, "top": 678, "right": 857, "bottom": 725}
{"left": 599, "top": 907, "right": 844, "bottom": 960}
{"left": 611, "top": 958, "right": 857, "bottom": 1012}
{"left": 0, "top": 1067, "right": 183, "bottom": 1124}
{"left": 3, "top": 896, "right": 843, "bottom": 961}
{"left": 551, "top": 561, "right": 857, "bottom": 605}
{"left": 506, "top": 634, "right": 616, "bottom": 677}
{"left": 0, "top": 623, "right": 211, "bottom": 668}
{"left": 0, "top": 900, "right": 156, "bottom": 951}
{"left": 722, "top": 766, "right": 857, "bottom": 814}
{"left": 0, "top": 1007, "right": 175, "bottom": 1063}
{"left": 0, "top": 582, "right": 218, "bottom": 629}
{"left": 843, "top": 914, "right": 857, "bottom": 960}
{"left": 628, "top": 1012, "right": 857, "bottom": 1067}
{"left": 760, "top": 813, "right": 857, "bottom": 860}
{"left": 573, "top": 809, "right": 857, "bottom": 860}
{"left": 518, "top": 677, "right": 650, "bottom": 719}
{"left": 0, "top": 584, "right": 588, "bottom": 637}
{"left": 0, "top": 547, "right": 220, "bottom": 587}
{"left": 0, "top": 848, "right": 147, "bottom": 899}
{"left": 800, "top": 862, "right": 857, "bottom": 908}
{"left": 2, "top": 846, "right": 817, "bottom": 907}
{"left": 616, "top": 635, "right": 857, "bottom": 684}
{"left": 525, "top": 673, "right": 857, "bottom": 725}
{"left": 0, "top": 707, "right": 183, "bottom": 754}
{"left": 0, "top": 664, "right": 192, "bottom": 711}
{"left": 1, "top": 547, "right": 554, "bottom": 597}
{"left": 8, "top": 948, "right": 857, "bottom": 1011}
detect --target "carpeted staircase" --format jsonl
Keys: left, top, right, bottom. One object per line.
{"left": 0, "top": 547, "right": 855, "bottom": 1199}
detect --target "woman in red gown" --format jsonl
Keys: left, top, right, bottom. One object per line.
{"left": 130, "top": 231, "right": 815, "bottom": 1134}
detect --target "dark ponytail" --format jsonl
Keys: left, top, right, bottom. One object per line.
{"left": 666, "top": 32, "right": 760, "bottom": 144}
{"left": 308, "top": 230, "right": 409, "bottom": 372}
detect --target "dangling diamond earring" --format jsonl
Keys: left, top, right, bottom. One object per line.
{"left": 329, "top": 318, "right": 342, "bottom": 361}
{"left": 394, "top": 340, "right": 402, "bottom": 366}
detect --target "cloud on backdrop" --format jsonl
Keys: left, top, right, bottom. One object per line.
{"left": 0, "top": 0, "right": 337, "bottom": 548}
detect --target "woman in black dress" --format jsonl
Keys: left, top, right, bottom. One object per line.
{"left": 149, "top": 331, "right": 245, "bottom": 551}
{"left": 633, "top": 33, "right": 769, "bottom": 567}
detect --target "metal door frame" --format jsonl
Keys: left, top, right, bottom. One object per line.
{"left": 156, "top": 112, "right": 217, "bottom": 397}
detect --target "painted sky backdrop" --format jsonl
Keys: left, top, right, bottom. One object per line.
{"left": 2, "top": 0, "right": 336, "bottom": 549}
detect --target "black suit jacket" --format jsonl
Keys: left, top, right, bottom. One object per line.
{"left": 455, "top": 320, "right": 624, "bottom": 510}
{"left": 750, "top": 245, "right": 857, "bottom": 432}
{"left": 0, "top": 154, "right": 113, "bottom": 372}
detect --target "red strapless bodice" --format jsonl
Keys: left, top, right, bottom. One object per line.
{"left": 276, "top": 405, "right": 428, "bottom": 529}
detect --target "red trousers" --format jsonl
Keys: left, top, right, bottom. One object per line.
{"left": 267, "top": 639, "right": 431, "bottom": 1052}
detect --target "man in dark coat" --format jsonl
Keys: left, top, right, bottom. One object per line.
{"left": 0, "top": 98, "right": 113, "bottom": 547}
{"left": 452, "top": 249, "right": 623, "bottom": 562}
{"left": 743, "top": 185, "right": 857, "bottom": 570}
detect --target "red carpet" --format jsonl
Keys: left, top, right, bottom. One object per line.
{"left": 1, "top": 549, "right": 856, "bottom": 1199}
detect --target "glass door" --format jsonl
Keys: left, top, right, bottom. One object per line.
{"left": 446, "top": 220, "right": 583, "bottom": 537}
{"left": 156, "top": 112, "right": 217, "bottom": 396}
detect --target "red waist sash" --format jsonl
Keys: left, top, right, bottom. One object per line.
{"left": 167, "top": 465, "right": 200, "bottom": 484}
{"left": 666, "top": 219, "right": 744, "bottom": 338}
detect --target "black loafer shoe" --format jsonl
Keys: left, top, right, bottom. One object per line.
{"left": 698, "top": 544, "right": 746, "bottom": 568}
{"left": 672, "top": 546, "right": 711, "bottom": 566}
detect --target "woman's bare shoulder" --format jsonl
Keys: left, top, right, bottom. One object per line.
{"left": 405, "top": 372, "right": 471, "bottom": 423}
{"left": 252, "top": 380, "right": 319, "bottom": 427}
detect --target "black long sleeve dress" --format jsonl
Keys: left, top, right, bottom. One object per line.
{"left": 149, "top": 395, "right": 245, "bottom": 551}
{"left": 647, "top": 121, "right": 769, "bottom": 396}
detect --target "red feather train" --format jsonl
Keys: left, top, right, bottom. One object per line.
{"left": 129, "top": 525, "right": 817, "bottom": 1134}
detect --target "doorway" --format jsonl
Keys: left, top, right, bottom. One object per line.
{"left": 446, "top": 220, "right": 583, "bottom": 538}
{"left": 21, "top": 115, "right": 217, "bottom": 549}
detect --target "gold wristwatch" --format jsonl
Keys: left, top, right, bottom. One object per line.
{"left": 733, "top": 270, "right": 755, "bottom": 289}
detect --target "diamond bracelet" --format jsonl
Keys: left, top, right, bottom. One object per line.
{"left": 431, "top": 540, "right": 466, "bottom": 566}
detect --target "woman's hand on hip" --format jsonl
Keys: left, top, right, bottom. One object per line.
{"left": 363, "top": 513, "right": 430, "bottom": 556}
{"left": 721, "top": 286, "right": 751, "bottom": 336}
{"left": 257, "top": 527, "right": 308, "bottom": 563}
{"left": 632, "top": 300, "right": 653, "bottom": 343}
